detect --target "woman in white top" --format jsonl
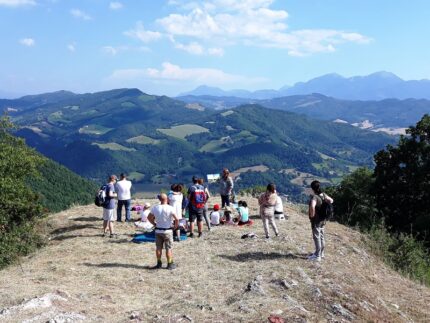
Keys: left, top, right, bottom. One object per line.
{"left": 168, "top": 184, "right": 184, "bottom": 241}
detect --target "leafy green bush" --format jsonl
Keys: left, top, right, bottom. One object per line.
{"left": 367, "top": 224, "right": 430, "bottom": 285}
{"left": 0, "top": 117, "right": 44, "bottom": 268}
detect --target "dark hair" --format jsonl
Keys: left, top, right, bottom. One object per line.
{"left": 267, "top": 183, "right": 276, "bottom": 193}
{"left": 197, "top": 178, "right": 204, "bottom": 185}
{"left": 238, "top": 200, "right": 247, "bottom": 208}
{"left": 192, "top": 176, "right": 199, "bottom": 184}
{"left": 171, "top": 183, "right": 176, "bottom": 191}
{"left": 310, "top": 180, "right": 322, "bottom": 194}
{"left": 120, "top": 173, "right": 126, "bottom": 179}
{"left": 175, "top": 184, "right": 183, "bottom": 192}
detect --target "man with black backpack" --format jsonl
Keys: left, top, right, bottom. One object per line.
{"left": 308, "top": 180, "right": 333, "bottom": 261}
{"left": 187, "top": 176, "right": 206, "bottom": 238}
{"left": 102, "top": 175, "right": 118, "bottom": 238}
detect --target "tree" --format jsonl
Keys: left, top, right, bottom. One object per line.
{"left": 374, "top": 114, "right": 430, "bottom": 244}
{"left": 0, "top": 116, "right": 44, "bottom": 267}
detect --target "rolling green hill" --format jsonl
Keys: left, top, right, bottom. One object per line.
{"left": 2, "top": 89, "right": 396, "bottom": 200}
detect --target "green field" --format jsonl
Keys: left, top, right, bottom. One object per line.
{"left": 221, "top": 110, "right": 234, "bottom": 117}
{"left": 79, "top": 124, "right": 113, "bottom": 135}
{"left": 128, "top": 171, "right": 145, "bottom": 181}
{"left": 92, "top": 142, "right": 136, "bottom": 152}
{"left": 126, "top": 135, "right": 160, "bottom": 145}
{"left": 47, "top": 111, "right": 69, "bottom": 124}
{"left": 121, "top": 102, "right": 136, "bottom": 108}
{"left": 157, "top": 124, "right": 209, "bottom": 140}
{"left": 199, "top": 139, "right": 230, "bottom": 153}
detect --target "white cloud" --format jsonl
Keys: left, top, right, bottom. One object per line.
{"left": 208, "top": 47, "right": 224, "bottom": 57}
{"left": 106, "top": 62, "right": 266, "bottom": 85}
{"left": 70, "top": 9, "right": 92, "bottom": 21}
{"left": 19, "top": 38, "right": 35, "bottom": 47}
{"left": 155, "top": 0, "right": 371, "bottom": 56}
{"left": 102, "top": 46, "right": 119, "bottom": 56}
{"left": 175, "top": 42, "right": 204, "bottom": 55}
{"left": 0, "top": 0, "right": 36, "bottom": 7}
{"left": 124, "top": 21, "right": 162, "bottom": 43}
{"left": 109, "top": 2, "right": 123, "bottom": 10}
{"left": 67, "top": 43, "right": 76, "bottom": 52}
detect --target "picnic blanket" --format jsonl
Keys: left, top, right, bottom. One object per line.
{"left": 132, "top": 230, "right": 188, "bottom": 243}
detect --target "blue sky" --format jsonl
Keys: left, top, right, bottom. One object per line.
{"left": 1, "top": 0, "right": 429, "bottom": 97}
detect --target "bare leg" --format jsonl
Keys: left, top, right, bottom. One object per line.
{"left": 103, "top": 220, "right": 108, "bottom": 233}
{"left": 108, "top": 221, "right": 114, "bottom": 235}
{"left": 197, "top": 221, "right": 203, "bottom": 233}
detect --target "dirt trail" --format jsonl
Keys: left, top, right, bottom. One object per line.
{"left": 0, "top": 198, "right": 429, "bottom": 322}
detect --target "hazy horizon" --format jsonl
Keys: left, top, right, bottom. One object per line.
{"left": 1, "top": 0, "right": 430, "bottom": 96}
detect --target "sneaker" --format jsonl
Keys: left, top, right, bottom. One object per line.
{"left": 265, "top": 235, "right": 270, "bottom": 239}
{"left": 109, "top": 233, "right": 117, "bottom": 238}
{"left": 152, "top": 261, "right": 162, "bottom": 269}
{"left": 188, "top": 233, "right": 194, "bottom": 238}
{"left": 198, "top": 232, "right": 203, "bottom": 238}
{"left": 167, "top": 263, "right": 177, "bottom": 270}
{"left": 308, "top": 254, "right": 321, "bottom": 261}
{"left": 174, "top": 236, "right": 180, "bottom": 242}
{"left": 321, "top": 253, "right": 325, "bottom": 259}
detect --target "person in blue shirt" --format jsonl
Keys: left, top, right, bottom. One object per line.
{"left": 236, "top": 200, "right": 250, "bottom": 225}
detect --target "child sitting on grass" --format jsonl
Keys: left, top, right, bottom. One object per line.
{"left": 236, "top": 200, "right": 251, "bottom": 225}
{"left": 134, "top": 203, "right": 153, "bottom": 231}
{"left": 220, "top": 207, "right": 235, "bottom": 225}
{"left": 210, "top": 204, "right": 221, "bottom": 226}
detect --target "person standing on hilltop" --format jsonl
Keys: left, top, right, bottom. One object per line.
{"left": 258, "top": 183, "right": 279, "bottom": 239}
{"left": 103, "top": 175, "right": 118, "bottom": 238}
{"left": 116, "top": 173, "right": 132, "bottom": 222}
{"left": 187, "top": 176, "right": 206, "bottom": 238}
{"left": 219, "top": 168, "right": 234, "bottom": 208}
{"left": 168, "top": 184, "right": 184, "bottom": 242}
{"left": 308, "top": 180, "right": 334, "bottom": 262}
{"left": 198, "top": 177, "right": 211, "bottom": 231}
{"left": 147, "top": 193, "right": 179, "bottom": 270}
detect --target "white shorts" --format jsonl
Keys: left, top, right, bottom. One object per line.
{"left": 103, "top": 208, "right": 115, "bottom": 221}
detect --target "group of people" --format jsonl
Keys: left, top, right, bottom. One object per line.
{"left": 99, "top": 168, "right": 333, "bottom": 269}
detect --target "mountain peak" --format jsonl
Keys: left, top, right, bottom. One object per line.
{"left": 367, "top": 71, "right": 403, "bottom": 80}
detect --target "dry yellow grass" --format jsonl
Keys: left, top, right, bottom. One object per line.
{"left": 0, "top": 198, "right": 429, "bottom": 322}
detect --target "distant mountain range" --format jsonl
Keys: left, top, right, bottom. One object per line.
{"left": 0, "top": 88, "right": 395, "bottom": 200}
{"left": 179, "top": 71, "right": 430, "bottom": 100}
{"left": 178, "top": 93, "right": 430, "bottom": 134}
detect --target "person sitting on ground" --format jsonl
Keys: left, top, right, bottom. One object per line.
{"left": 134, "top": 202, "right": 153, "bottom": 231}
{"left": 147, "top": 193, "right": 179, "bottom": 270}
{"left": 236, "top": 200, "right": 250, "bottom": 225}
{"left": 168, "top": 184, "right": 184, "bottom": 242}
{"left": 220, "top": 207, "right": 235, "bottom": 225}
{"left": 308, "top": 180, "right": 334, "bottom": 262}
{"left": 210, "top": 204, "right": 221, "bottom": 226}
{"left": 102, "top": 175, "right": 118, "bottom": 238}
{"left": 274, "top": 195, "right": 286, "bottom": 220}
{"left": 258, "top": 183, "right": 279, "bottom": 239}
{"left": 198, "top": 178, "right": 211, "bottom": 231}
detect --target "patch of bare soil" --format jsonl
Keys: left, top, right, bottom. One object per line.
{"left": 1, "top": 198, "right": 429, "bottom": 322}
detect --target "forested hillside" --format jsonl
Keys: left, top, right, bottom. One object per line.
{"left": 0, "top": 117, "right": 97, "bottom": 268}
{"left": 1, "top": 89, "right": 396, "bottom": 200}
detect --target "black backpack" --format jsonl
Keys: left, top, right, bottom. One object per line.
{"left": 94, "top": 185, "right": 109, "bottom": 207}
{"left": 316, "top": 194, "right": 333, "bottom": 221}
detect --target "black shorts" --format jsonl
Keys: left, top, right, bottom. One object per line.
{"left": 189, "top": 208, "right": 204, "bottom": 222}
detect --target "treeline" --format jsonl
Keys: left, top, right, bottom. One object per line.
{"left": 0, "top": 117, "right": 98, "bottom": 268}
{"left": 27, "top": 159, "right": 98, "bottom": 213}
{"left": 327, "top": 114, "right": 430, "bottom": 285}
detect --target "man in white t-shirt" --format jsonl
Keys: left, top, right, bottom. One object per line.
{"left": 115, "top": 173, "right": 132, "bottom": 222}
{"left": 148, "top": 194, "right": 179, "bottom": 270}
